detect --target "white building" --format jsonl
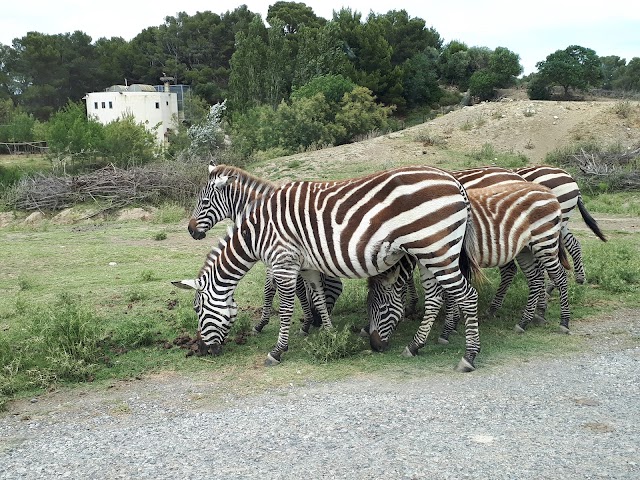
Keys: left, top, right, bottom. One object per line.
{"left": 84, "top": 84, "right": 178, "bottom": 145}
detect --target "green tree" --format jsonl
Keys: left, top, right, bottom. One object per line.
{"left": 439, "top": 41, "right": 471, "bottom": 89}
{"left": 489, "top": 47, "right": 522, "bottom": 87}
{"left": 469, "top": 70, "right": 499, "bottom": 101}
{"left": 291, "top": 74, "right": 356, "bottom": 108}
{"left": 612, "top": 57, "right": 640, "bottom": 91}
{"left": 335, "top": 86, "right": 393, "bottom": 143}
{"left": 536, "top": 45, "right": 602, "bottom": 97}
{"left": 292, "top": 23, "right": 351, "bottom": 88}
{"left": 267, "top": 1, "right": 326, "bottom": 34}
{"left": 101, "top": 115, "right": 157, "bottom": 167}
{"left": 600, "top": 55, "right": 628, "bottom": 90}
{"left": 47, "top": 101, "right": 104, "bottom": 157}
{"left": 401, "top": 49, "right": 442, "bottom": 108}
{"left": 228, "top": 17, "right": 269, "bottom": 113}
{"left": 369, "top": 10, "right": 442, "bottom": 67}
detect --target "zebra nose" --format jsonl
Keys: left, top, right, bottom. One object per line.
{"left": 369, "top": 330, "right": 388, "bottom": 352}
{"left": 188, "top": 218, "right": 206, "bottom": 240}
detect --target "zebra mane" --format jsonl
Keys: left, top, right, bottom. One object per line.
{"left": 198, "top": 237, "right": 228, "bottom": 278}
{"left": 210, "top": 164, "right": 277, "bottom": 190}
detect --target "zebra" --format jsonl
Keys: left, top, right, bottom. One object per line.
{"left": 387, "top": 165, "right": 606, "bottom": 327}
{"left": 367, "top": 181, "right": 571, "bottom": 352}
{"left": 186, "top": 163, "right": 343, "bottom": 334}
{"left": 514, "top": 165, "right": 607, "bottom": 286}
{"left": 173, "top": 165, "right": 483, "bottom": 372}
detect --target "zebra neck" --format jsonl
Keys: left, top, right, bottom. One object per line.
{"left": 203, "top": 227, "right": 259, "bottom": 294}
{"left": 230, "top": 178, "right": 276, "bottom": 222}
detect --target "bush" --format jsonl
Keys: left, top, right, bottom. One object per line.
{"left": 469, "top": 70, "right": 499, "bottom": 101}
{"left": 303, "top": 326, "right": 366, "bottom": 363}
{"left": 101, "top": 115, "right": 157, "bottom": 168}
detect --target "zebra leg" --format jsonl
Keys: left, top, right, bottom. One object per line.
{"left": 563, "top": 228, "right": 586, "bottom": 284}
{"left": 296, "top": 276, "right": 317, "bottom": 334}
{"left": 488, "top": 261, "right": 518, "bottom": 317}
{"left": 299, "top": 270, "right": 333, "bottom": 331}
{"left": 422, "top": 263, "right": 480, "bottom": 372}
{"left": 403, "top": 275, "right": 444, "bottom": 357}
{"left": 323, "top": 275, "right": 343, "bottom": 316}
{"left": 514, "top": 251, "right": 545, "bottom": 333}
{"left": 404, "top": 277, "right": 420, "bottom": 319}
{"left": 254, "top": 268, "right": 276, "bottom": 334}
{"left": 544, "top": 259, "right": 571, "bottom": 333}
{"left": 438, "top": 293, "right": 460, "bottom": 344}
{"left": 265, "top": 269, "right": 299, "bottom": 365}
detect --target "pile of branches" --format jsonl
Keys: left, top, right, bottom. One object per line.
{"left": 561, "top": 145, "right": 640, "bottom": 191}
{"left": 7, "top": 164, "right": 202, "bottom": 213}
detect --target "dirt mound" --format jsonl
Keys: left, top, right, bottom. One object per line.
{"left": 254, "top": 96, "right": 639, "bottom": 181}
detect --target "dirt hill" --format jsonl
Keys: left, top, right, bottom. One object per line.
{"left": 254, "top": 94, "right": 640, "bottom": 182}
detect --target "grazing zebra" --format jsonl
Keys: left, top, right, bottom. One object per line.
{"left": 387, "top": 165, "right": 606, "bottom": 327}
{"left": 367, "top": 181, "right": 571, "bottom": 352}
{"left": 515, "top": 165, "right": 607, "bottom": 285}
{"left": 174, "top": 165, "right": 483, "bottom": 371}
{"left": 187, "top": 164, "right": 343, "bottom": 333}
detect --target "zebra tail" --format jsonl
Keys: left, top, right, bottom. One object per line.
{"left": 558, "top": 237, "right": 571, "bottom": 271}
{"left": 577, "top": 196, "right": 607, "bottom": 242}
{"left": 460, "top": 217, "right": 485, "bottom": 283}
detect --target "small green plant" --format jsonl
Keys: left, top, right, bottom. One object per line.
{"left": 139, "top": 269, "right": 158, "bottom": 282}
{"left": 154, "top": 232, "right": 168, "bottom": 241}
{"left": 611, "top": 101, "right": 632, "bottom": 119}
{"left": 110, "top": 317, "right": 160, "bottom": 349}
{"left": 127, "top": 288, "right": 147, "bottom": 302}
{"left": 460, "top": 119, "right": 473, "bottom": 131}
{"left": 18, "top": 276, "right": 33, "bottom": 291}
{"left": 303, "top": 326, "right": 365, "bottom": 363}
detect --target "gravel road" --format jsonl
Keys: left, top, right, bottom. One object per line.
{"left": 1, "top": 310, "right": 639, "bottom": 480}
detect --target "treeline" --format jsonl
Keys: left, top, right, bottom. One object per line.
{"left": 0, "top": 2, "right": 638, "bottom": 160}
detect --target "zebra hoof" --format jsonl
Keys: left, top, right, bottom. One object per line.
{"left": 250, "top": 328, "right": 259, "bottom": 336}
{"left": 437, "top": 336, "right": 449, "bottom": 345}
{"left": 401, "top": 346, "right": 416, "bottom": 358}
{"left": 514, "top": 324, "right": 526, "bottom": 334}
{"left": 532, "top": 313, "right": 547, "bottom": 326}
{"left": 359, "top": 328, "right": 370, "bottom": 338}
{"left": 264, "top": 353, "right": 281, "bottom": 366}
{"left": 557, "top": 325, "right": 570, "bottom": 334}
{"left": 455, "top": 357, "right": 476, "bottom": 373}
{"left": 298, "top": 328, "right": 309, "bottom": 337}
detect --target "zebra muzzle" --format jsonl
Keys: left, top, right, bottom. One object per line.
{"left": 188, "top": 218, "right": 207, "bottom": 240}
{"left": 369, "top": 330, "right": 389, "bottom": 352}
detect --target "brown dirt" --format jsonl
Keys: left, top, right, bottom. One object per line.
{"left": 254, "top": 94, "right": 640, "bottom": 182}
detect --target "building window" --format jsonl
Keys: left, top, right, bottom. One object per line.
{"left": 109, "top": 101, "right": 113, "bottom": 109}
{"left": 155, "top": 102, "right": 160, "bottom": 109}
{"left": 94, "top": 102, "right": 98, "bottom": 109}
{"left": 101, "top": 102, "right": 106, "bottom": 108}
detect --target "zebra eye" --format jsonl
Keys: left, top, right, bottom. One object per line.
{"left": 201, "top": 198, "right": 211, "bottom": 207}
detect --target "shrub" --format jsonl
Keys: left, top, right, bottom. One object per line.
{"left": 303, "top": 326, "right": 365, "bottom": 363}
{"left": 101, "top": 115, "right": 157, "bottom": 168}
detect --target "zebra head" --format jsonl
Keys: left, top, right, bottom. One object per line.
{"left": 367, "top": 264, "right": 406, "bottom": 352}
{"left": 171, "top": 275, "right": 238, "bottom": 353}
{"left": 188, "top": 164, "right": 237, "bottom": 240}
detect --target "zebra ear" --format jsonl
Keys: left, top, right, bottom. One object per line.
{"left": 171, "top": 279, "right": 203, "bottom": 291}
{"left": 213, "top": 175, "right": 237, "bottom": 189}
{"left": 208, "top": 162, "right": 217, "bottom": 174}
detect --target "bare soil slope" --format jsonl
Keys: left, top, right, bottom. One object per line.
{"left": 254, "top": 96, "right": 640, "bottom": 182}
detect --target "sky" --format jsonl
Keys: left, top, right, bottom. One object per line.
{"left": 2, "top": 0, "right": 639, "bottom": 76}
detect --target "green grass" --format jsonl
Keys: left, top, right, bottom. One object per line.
{"left": 0, "top": 166, "right": 639, "bottom": 410}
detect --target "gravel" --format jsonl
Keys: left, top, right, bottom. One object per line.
{"left": 1, "top": 311, "right": 639, "bottom": 480}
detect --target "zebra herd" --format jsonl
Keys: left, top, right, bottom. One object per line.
{"left": 173, "top": 162, "right": 606, "bottom": 372}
